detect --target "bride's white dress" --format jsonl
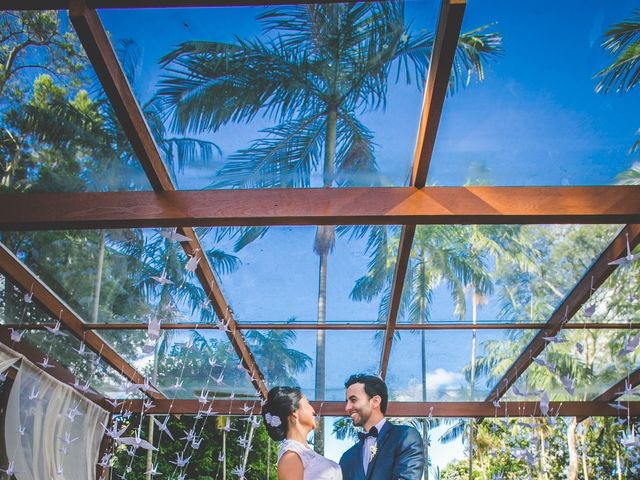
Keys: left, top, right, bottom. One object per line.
{"left": 278, "top": 439, "right": 343, "bottom": 479}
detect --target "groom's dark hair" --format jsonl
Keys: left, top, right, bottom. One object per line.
{"left": 345, "top": 373, "right": 388, "bottom": 414}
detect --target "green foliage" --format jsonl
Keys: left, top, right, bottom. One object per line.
{"left": 111, "top": 415, "right": 278, "bottom": 479}
{"left": 0, "top": 11, "right": 85, "bottom": 106}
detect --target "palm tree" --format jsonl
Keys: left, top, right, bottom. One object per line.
{"left": 595, "top": 9, "right": 640, "bottom": 183}
{"left": 157, "top": 2, "right": 501, "bottom": 453}
{"left": 246, "top": 328, "right": 313, "bottom": 386}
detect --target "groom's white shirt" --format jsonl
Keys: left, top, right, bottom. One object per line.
{"left": 362, "top": 418, "right": 386, "bottom": 474}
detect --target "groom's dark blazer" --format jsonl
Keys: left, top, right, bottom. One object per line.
{"left": 339, "top": 420, "right": 424, "bottom": 480}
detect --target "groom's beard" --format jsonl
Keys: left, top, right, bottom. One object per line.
{"left": 350, "top": 410, "right": 369, "bottom": 427}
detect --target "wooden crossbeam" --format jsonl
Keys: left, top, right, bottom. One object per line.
{"left": 118, "top": 399, "right": 640, "bottom": 417}
{"left": 594, "top": 368, "right": 640, "bottom": 404}
{"left": 2, "top": 186, "right": 638, "bottom": 231}
{"left": 487, "top": 224, "right": 640, "bottom": 402}
{"left": 0, "top": 243, "right": 165, "bottom": 400}
{"left": 3, "top": 321, "right": 637, "bottom": 331}
{"left": 380, "top": 0, "right": 467, "bottom": 379}
{"left": 69, "top": 1, "right": 268, "bottom": 399}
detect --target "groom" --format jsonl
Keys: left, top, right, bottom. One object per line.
{"left": 339, "top": 374, "right": 424, "bottom": 480}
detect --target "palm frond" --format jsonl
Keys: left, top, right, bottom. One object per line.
{"left": 617, "top": 161, "right": 640, "bottom": 184}
{"left": 158, "top": 38, "right": 320, "bottom": 133}
{"left": 334, "top": 111, "right": 380, "bottom": 187}
{"left": 596, "top": 9, "right": 640, "bottom": 94}
{"left": 205, "top": 247, "right": 241, "bottom": 275}
{"left": 210, "top": 113, "right": 326, "bottom": 189}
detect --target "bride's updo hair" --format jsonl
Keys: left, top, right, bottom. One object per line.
{"left": 262, "top": 386, "right": 303, "bottom": 441}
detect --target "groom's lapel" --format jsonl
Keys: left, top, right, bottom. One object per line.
{"left": 355, "top": 438, "right": 366, "bottom": 479}
{"left": 366, "top": 421, "right": 393, "bottom": 480}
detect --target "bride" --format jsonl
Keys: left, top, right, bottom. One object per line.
{"left": 262, "top": 386, "right": 342, "bottom": 480}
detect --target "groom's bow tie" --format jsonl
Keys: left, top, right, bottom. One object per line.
{"left": 358, "top": 426, "right": 378, "bottom": 442}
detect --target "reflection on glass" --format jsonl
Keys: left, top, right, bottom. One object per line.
{"left": 100, "top": 2, "right": 452, "bottom": 190}
{"left": 99, "top": 329, "right": 258, "bottom": 400}
{"left": 198, "top": 226, "right": 320, "bottom": 324}
{"left": 387, "top": 329, "right": 536, "bottom": 402}
{"left": 248, "top": 329, "right": 314, "bottom": 393}
{"left": 0, "top": 228, "right": 227, "bottom": 325}
{"left": 571, "top": 253, "right": 640, "bottom": 324}
{"left": 429, "top": 0, "right": 639, "bottom": 186}
{"left": 390, "top": 224, "right": 621, "bottom": 326}
{"left": 505, "top": 329, "right": 639, "bottom": 401}
{"left": 1, "top": 11, "right": 150, "bottom": 193}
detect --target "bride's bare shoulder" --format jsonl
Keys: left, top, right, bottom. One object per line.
{"left": 278, "top": 450, "right": 304, "bottom": 480}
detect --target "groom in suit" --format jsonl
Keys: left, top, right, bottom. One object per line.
{"left": 339, "top": 374, "right": 424, "bottom": 480}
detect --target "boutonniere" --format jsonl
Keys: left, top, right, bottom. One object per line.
{"left": 369, "top": 442, "right": 378, "bottom": 462}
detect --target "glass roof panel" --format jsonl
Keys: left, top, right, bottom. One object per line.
{"left": 428, "top": 0, "right": 639, "bottom": 186}
{"left": 198, "top": 226, "right": 319, "bottom": 324}
{"left": 0, "top": 273, "right": 141, "bottom": 398}
{"left": 98, "top": 328, "right": 259, "bottom": 399}
{"left": 396, "top": 224, "right": 621, "bottom": 324}
{"left": 0, "top": 11, "right": 151, "bottom": 193}
{"left": 504, "top": 328, "right": 640, "bottom": 401}
{"left": 252, "top": 328, "right": 380, "bottom": 401}
{"left": 99, "top": 2, "right": 440, "bottom": 190}
{"left": 1, "top": 228, "right": 219, "bottom": 325}
{"left": 197, "top": 225, "right": 399, "bottom": 326}
{"left": 387, "top": 329, "right": 536, "bottom": 401}
{"left": 570, "top": 254, "right": 640, "bottom": 324}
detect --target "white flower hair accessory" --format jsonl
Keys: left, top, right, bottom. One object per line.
{"left": 265, "top": 413, "right": 282, "bottom": 427}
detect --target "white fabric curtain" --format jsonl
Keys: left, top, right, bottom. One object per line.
{"left": 0, "top": 342, "right": 20, "bottom": 374}
{"left": 4, "top": 358, "right": 109, "bottom": 480}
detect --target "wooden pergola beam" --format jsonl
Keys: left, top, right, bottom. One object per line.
{"left": 118, "top": 398, "right": 640, "bottom": 417}
{"left": 2, "top": 186, "right": 639, "bottom": 231}
{"left": 379, "top": 226, "right": 415, "bottom": 378}
{"left": 411, "top": 0, "right": 466, "bottom": 189}
{"left": 0, "top": 328, "right": 109, "bottom": 409}
{"left": 68, "top": 1, "right": 268, "bottom": 399}
{"left": 594, "top": 367, "right": 640, "bottom": 404}
{"left": 487, "top": 224, "right": 640, "bottom": 402}
{"left": 0, "top": 243, "right": 165, "bottom": 400}
{"left": 3, "top": 321, "right": 635, "bottom": 331}
{"left": 380, "top": 0, "right": 466, "bottom": 378}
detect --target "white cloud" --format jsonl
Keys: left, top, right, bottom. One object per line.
{"left": 394, "top": 368, "right": 465, "bottom": 401}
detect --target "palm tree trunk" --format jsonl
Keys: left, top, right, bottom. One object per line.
{"left": 314, "top": 106, "right": 337, "bottom": 455}
{"left": 616, "top": 448, "right": 622, "bottom": 480}
{"left": 421, "top": 320, "right": 429, "bottom": 480}
{"left": 567, "top": 417, "right": 579, "bottom": 480}
{"left": 91, "top": 229, "right": 106, "bottom": 323}
{"left": 581, "top": 432, "right": 589, "bottom": 480}
{"left": 223, "top": 426, "right": 227, "bottom": 480}
{"left": 540, "top": 428, "right": 548, "bottom": 480}
{"left": 267, "top": 437, "right": 271, "bottom": 480}
{"left": 468, "top": 288, "right": 478, "bottom": 480}
{"left": 314, "top": 250, "right": 328, "bottom": 455}
{"left": 145, "top": 340, "right": 160, "bottom": 480}
{"left": 241, "top": 421, "right": 257, "bottom": 473}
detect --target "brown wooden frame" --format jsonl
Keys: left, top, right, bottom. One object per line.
{"left": 487, "top": 224, "right": 640, "bottom": 403}
{"left": 0, "top": 327, "right": 109, "bottom": 409}
{"left": 118, "top": 398, "right": 640, "bottom": 417}
{"left": 4, "top": 321, "right": 637, "bottom": 331}
{"left": 0, "top": 243, "right": 165, "bottom": 400}
{"left": 2, "top": 186, "right": 639, "bottom": 230}
{"left": 0, "top": 0, "right": 638, "bottom": 423}
{"left": 380, "top": 0, "right": 466, "bottom": 379}
{"left": 68, "top": 0, "right": 268, "bottom": 399}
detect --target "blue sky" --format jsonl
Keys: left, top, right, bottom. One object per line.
{"left": 95, "top": 0, "right": 640, "bottom": 472}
